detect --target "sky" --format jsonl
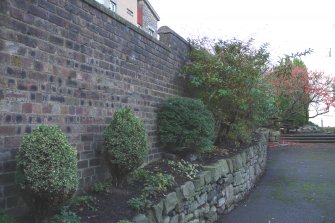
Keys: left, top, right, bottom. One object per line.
{"left": 150, "top": 0, "right": 335, "bottom": 126}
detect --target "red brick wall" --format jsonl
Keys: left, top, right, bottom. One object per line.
{"left": 0, "top": 0, "right": 189, "bottom": 211}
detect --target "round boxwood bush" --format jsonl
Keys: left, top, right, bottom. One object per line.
{"left": 104, "top": 108, "right": 148, "bottom": 187}
{"left": 16, "top": 125, "right": 79, "bottom": 223}
{"left": 158, "top": 97, "right": 215, "bottom": 153}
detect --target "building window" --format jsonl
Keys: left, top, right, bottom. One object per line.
{"left": 148, "top": 28, "right": 155, "bottom": 36}
{"left": 109, "top": 1, "right": 116, "bottom": 12}
{"left": 127, "top": 8, "right": 133, "bottom": 17}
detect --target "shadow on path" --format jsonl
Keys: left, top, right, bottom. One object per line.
{"left": 218, "top": 143, "right": 335, "bottom": 223}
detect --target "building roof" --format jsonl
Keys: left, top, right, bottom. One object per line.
{"left": 139, "top": 0, "right": 160, "bottom": 21}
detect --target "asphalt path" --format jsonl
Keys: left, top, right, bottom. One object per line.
{"left": 218, "top": 143, "right": 335, "bottom": 223}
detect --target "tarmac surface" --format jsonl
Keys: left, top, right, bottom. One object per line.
{"left": 218, "top": 143, "right": 335, "bottom": 223}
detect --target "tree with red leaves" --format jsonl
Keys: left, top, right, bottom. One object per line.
{"left": 267, "top": 56, "right": 335, "bottom": 127}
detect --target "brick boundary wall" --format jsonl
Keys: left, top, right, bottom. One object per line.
{"left": 0, "top": 0, "right": 190, "bottom": 212}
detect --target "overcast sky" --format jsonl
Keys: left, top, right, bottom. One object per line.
{"left": 150, "top": 0, "right": 335, "bottom": 74}
{"left": 150, "top": 0, "right": 335, "bottom": 126}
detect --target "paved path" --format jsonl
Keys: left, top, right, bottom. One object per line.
{"left": 219, "top": 144, "right": 335, "bottom": 223}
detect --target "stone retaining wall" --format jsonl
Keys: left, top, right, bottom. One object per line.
{"left": 133, "top": 130, "right": 269, "bottom": 223}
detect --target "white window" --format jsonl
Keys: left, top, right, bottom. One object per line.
{"left": 109, "top": 1, "right": 116, "bottom": 12}
{"left": 127, "top": 8, "right": 133, "bottom": 17}
{"left": 148, "top": 28, "right": 155, "bottom": 36}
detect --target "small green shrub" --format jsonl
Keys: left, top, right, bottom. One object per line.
{"left": 117, "top": 220, "right": 131, "bottom": 223}
{"left": 104, "top": 108, "right": 148, "bottom": 187}
{"left": 16, "top": 126, "right": 79, "bottom": 223}
{"left": 46, "top": 208, "right": 80, "bottom": 223}
{"left": 129, "top": 169, "right": 151, "bottom": 183}
{"left": 91, "top": 180, "right": 111, "bottom": 193}
{"left": 128, "top": 170, "right": 175, "bottom": 211}
{"left": 70, "top": 195, "right": 96, "bottom": 211}
{"left": 168, "top": 159, "right": 201, "bottom": 180}
{"left": 158, "top": 97, "right": 214, "bottom": 154}
{"left": 227, "top": 122, "right": 252, "bottom": 146}
{"left": 127, "top": 196, "right": 147, "bottom": 212}
{"left": 0, "top": 210, "right": 16, "bottom": 223}
{"left": 142, "top": 173, "right": 175, "bottom": 198}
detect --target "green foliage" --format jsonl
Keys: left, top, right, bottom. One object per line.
{"left": 168, "top": 159, "right": 201, "bottom": 180}
{"left": 183, "top": 38, "right": 273, "bottom": 145}
{"left": 104, "top": 108, "right": 148, "bottom": 187}
{"left": 16, "top": 125, "right": 79, "bottom": 223}
{"left": 46, "top": 208, "right": 80, "bottom": 223}
{"left": 127, "top": 196, "right": 147, "bottom": 212}
{"left": 158, "top": 97, "right": 214, "bottom": 153}
{"left": 91, "top": 180, "right": 111, "bottom": 193}
{"left": 128, "top": 169, "right": 175, "bottom": 211}
{"left": 226, "top": 122, "right": 252, "bottom": 147}
{"left": 128, "top": 169, "right": 151, "bottom": 183}
{"left": 70, "top": 195, "right": 96, "bottom": 211}
{"left": 116, "top": 220, "right": 131, "bottom": 223}
{"left": 0, "top": 210, "right": 16, "bottom": 223}
{"left": 142, "top": 173, "right": 175, "bottom": 198}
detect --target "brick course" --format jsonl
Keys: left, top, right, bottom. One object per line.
{"left": 0, "top": 0, "right": 189, "bottom": 211}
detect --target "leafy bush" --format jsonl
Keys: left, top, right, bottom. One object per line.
{"left": 128, "top": 170, "right": 175, "bottom": 211}
{"left": 117, "top": 220, "right": 131, "bottom": 223}
{"left": 91, "top": 180, "right": 111, "bottom": 193}
{"left": 16, "top": 126, "right": 79, "bottom": 223}
{"left": 182, "top": 38, "right": 273, "bottom": 145}
{"left": 0, "top": 210, "right": 16, "bottom": 223}
{"left": 127, "top": 197, "right": 147, "bottom": 212}
{"left": 104, "top": 108, "right": 148, "bottom": 187}
{"left": 142, "top": 173, "right": 175, "bottom": 198}
{"left": 158, "top": 97, "right": 214, "bottom": 154}
{"left": 168, "top": 159, "right": 201, "bottom": 180}
{"left": 46, "top": 208, "right": 80, "bottom": 223}
{"left": 70, "top": 195, "right": 96, "bottom": 211}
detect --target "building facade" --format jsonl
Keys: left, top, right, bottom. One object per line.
{"left": 95, "top": 0, "right": 159, "bottom": 38}
{"left": 95, "top": 0, "right": 138, "bottom": 26}
{"left": 137, "top": 0, "right": 160, "bottom": 38}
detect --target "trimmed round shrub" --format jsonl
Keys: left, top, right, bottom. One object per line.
{"left": 104, "top": 108, "right": 148, "bottom": 187}
{"left": 16, "top": 125, "right": 79, "bottom": 223}
{"left": 158, "top": 97, "right": 215, "bottom": 153}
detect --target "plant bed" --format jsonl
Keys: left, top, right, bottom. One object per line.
{"left": 77, "top": 135, "right": 262, "bottom": 223}
{"left": 16, "top": 132, "right": 265, "bottom": 223}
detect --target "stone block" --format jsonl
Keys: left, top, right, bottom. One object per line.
{"left": 181, "top": 181, "right": 195, "bottom": 200}
{"left": 197, "top": 192, "right": 207, "bottom": 206}
{"left": 178, "top": 213, "right": 185, "bottom": 223}
{"left": 200, "top": 171, "right": 212, "bottom": 185}
{"left": 225, "top": 185, "right": 234, "bottom": 202}
{"left": 226, "top": 158, "right": 234, "bottom": 173}
{"left": 185, "top": 213, "right": 194, "bottom": 222}
{"left": 203, "top": 165, "right": 221, "bottom": 182}
{"left": 193, "top": 173, "right": 205, "bottom": 191}
{"left": 147, "top": 210, "right": 156, "bottom": 223}
{"left": 152, "top": 200, "right": 164, "bottom": 223}
{"left": 241, "top": 151, "right": 247, "bottom": 166}
{"left": 163, "top": 216, "right": 170, "bottom": 223}
{"left": 163, "top": 192, "right": 178, "bottom": 215}
{"left": 133, "top": 214, "right": 149, "bottom": 223}
{"left": 217, "top": 197, "right": 225, "bottom": 207}
{"left": 233, "top": 171, "right": 243, "bottom": 186}
{"left": 232, "top": 154, "right": 244, "bottom": 171}
{"left": 218, "top": 159, "right": 230, "bottom": 175}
